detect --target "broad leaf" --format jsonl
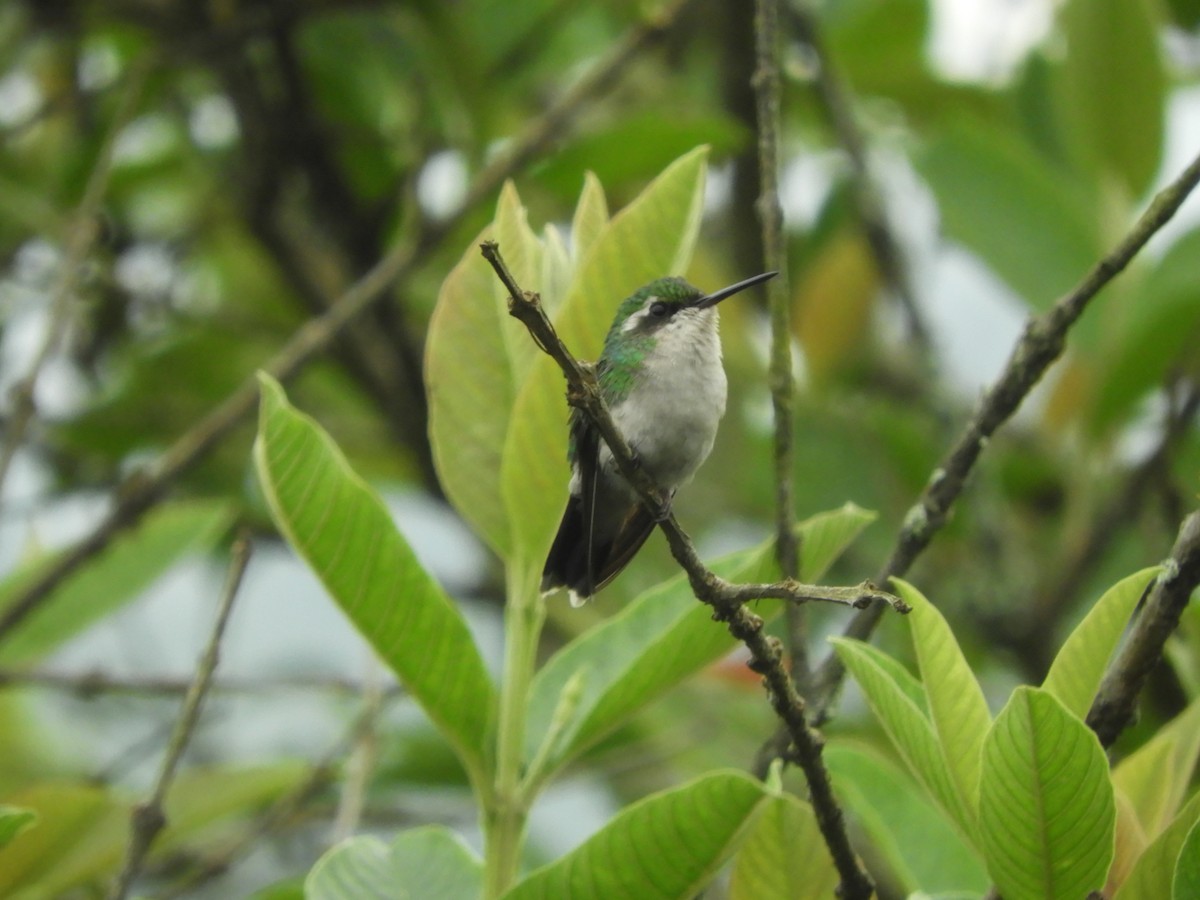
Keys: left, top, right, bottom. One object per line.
{"left": 1057, "top": 0, "right": 1166, "bottom": 198}
{"left": 0, "top": 806, "right": 36, "bottom": 850}
{"left": 255, "top": 375, "right": 496, "bottom": 782}
{"left": 1174, "top": 817, "right": 1200, "bottom": 900}
{"left": 525, "top": 504, "right": 875, "bottom": 777}
{"left": 1115, "top": 789, "right": 1200, "bottom": 900}
{"left": 826, "top": 742, "right": 988, "bottom": 895}
{"left": 1113, "top": 696, "right": 1200, "bottom": 837}
{"left": 980, "top": 687, "right": 1115, "bottom": 900}
{"left": 426, "top": 224, "right": 517, "bottom": 557}
{"left": 728, "top": 793, "right": 838, "bottom": 900}
{"left": 1042, "top": 567, "right": 1160, "bottom": 718}
{"left": 570, "top": 173, "right": 608, "bottom": 264}
{"left": 830, "top": 637, "right": 977, "bottom": 844}
{"left": 918, "top": 122, "right": 1099, "bottom": 308}
{"left": 307, "top": 826, "right": 483, "bottom": 900}
{"left": 502, "top": 770, "right": 766, "bottom": 900}
{"left": 0, "top": 499, "right": 234, "bottom": 665}
{"left": 899, "top": 579, "right": 990, "bottom": 825}
{"left": 499, "top": 148, "right": 709, "bottom": 568}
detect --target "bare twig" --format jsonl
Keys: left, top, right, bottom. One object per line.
{"left": 329, "top": 661, "right": 384, "bottom": 843}
{"left": 109, "top": 534, "right": 252, "bottom": 900}
{"left": 809, "top": 148, "right": 1200, "bottom": 719}
{"left": 0, "top": 0, "right": 699, "bottom": 648}
{"left": 481, "top": 240, "right": 887, "bottom": 900}
{"left": 0, "top": 58, "right": 151, "bottom": 506}
{"left": 154, "top": 695, "right": 395, "bottom": 899}
{"left": 1087, "top": 511, "right": 1200, "bottom": 748}
{"left": 788, "top": 2, "right": 931, "bottom": 353}
{"left": 0, "top": 667, "right": 401, "bottom": 698}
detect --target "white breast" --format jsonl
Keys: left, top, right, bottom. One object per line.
{"left": 608, "top": 309, "right": 727, "bottom": 490}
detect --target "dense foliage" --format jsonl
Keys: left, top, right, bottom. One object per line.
{"left": 1, "top": 0, "right": 1199, "bottom": 897}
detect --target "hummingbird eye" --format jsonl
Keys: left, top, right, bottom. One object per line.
{"left": 648, "top": 300, "right": 669, "bottom": 318}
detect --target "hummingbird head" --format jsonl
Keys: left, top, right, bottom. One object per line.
{"left": 604, "top": 271, "right": 778, "bottom": 349}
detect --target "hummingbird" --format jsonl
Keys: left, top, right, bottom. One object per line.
{"left": 540, "top": 270, "right": 777, "bottom": 606}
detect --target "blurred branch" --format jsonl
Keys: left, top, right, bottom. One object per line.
{"left": 0, "top": 0, "right": 699, "bottom": 648}
{"left": 993, "top": 382, "right": 1200, "bottom": 677}
{"left": 156, "top": 691, "right": 397, "bottom": 898}
{"left": 810, "top": 147, "right": 1200, "bottom": 720}
{"left": 1087, "top": 510, "right": 1200, "bottom": 748}
{"left": 483, "top": 239, "right": 885, "bottom": 900}
{"left": 0, "top": 58, "right": 150, "bottom": 508}
{"left": 788, "top": 3, "right": 932, "bottom": 353}
{"left": 0, "top": 668, "right": 402, "bottom": 698}
{"left": 109, "top": 533, "right": 252, "bottom": 900}
{"left": 329, "top": 662, "right": 384, "bottom": 844}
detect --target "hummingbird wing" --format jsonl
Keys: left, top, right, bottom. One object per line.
{"left": 540, "top": 410, "right": 658, "bottom": 604}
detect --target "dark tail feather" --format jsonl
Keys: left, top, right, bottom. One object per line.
{"left": 541, "top": 500, "right": 656, "bottom": 604}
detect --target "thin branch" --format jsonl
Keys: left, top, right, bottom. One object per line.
{"left": 0, "top": 668, "right": 402, "bottom": 698}
{"left": 1087, "top": 510, "right": 1200, "bottom": 748}
{"left": 154, "top": 695, "right": 394, "bottom": 899}
{"left": 329, "top": 661, "right": 384, "bottom": 844}
{"left": 809, "top": 147, "right": 1200, "bottom": 720}
{"left": 109, "top": 534, "right": 252, "bottom": 900}
{"left": 754, "top": 0, "right": 801, "bottom": 621}
{"left": 0, "top": 58, "right": 151, "bottom": 506}
{"left": 788, "top": 3, "right": 932, "bottom": 353}
{"left": 481, "top": 240, "right": 888, "bottom": 900}
{"left": 0, "top": 0, "right": 700, "bottom": 648}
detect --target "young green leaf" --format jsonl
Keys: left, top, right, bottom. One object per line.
{"left": 500, "top": 148, "right": 709, "bottom": 566}
{"left": 0, "top": 499, "right": 234, "bottom": 666}
{"left": 307, "top": 826, "right": 483, "bottom": 900}
{"left": 570, "top": 172, "right": 609, "bottom": 264}
{"left": 728, "top": 793, "right": 838, "bottom": 900}
{"left": 525, "top": 504, "right": 875, "bottom": 778}
{"left": 1113, "top": 695, "right": 1200, "bottom": 837}
{"left": 830, "top": 637, "right": 977, "bottom": 844}
{"left": 980, "top": 686, "right": 1115, "bottom": 900}
{"left": 1114, "top": 788, "right": 1200, "bottom": 900}
{"left": 898, "top": 579, "right": 990, "bottom": 824}
{"left": 502, "top": 770, "right": 766, "bottom": 900}
{"left": 255, "top": 374, "right": 496, "bottom": 782}
{"left": 426, "top": 224, "right": 518, "bottom": 557}
{"left": 1173, "top": 817, "right": 1200, "bottom": 900}
{"left": 1043, "top": 567, "right": 1160, "bottom": 718}
{"left": 0, "top": 805, "right": 36, "bottom": 850}
{"left": 825, "top": 742, "right": 988, "bottom": 895}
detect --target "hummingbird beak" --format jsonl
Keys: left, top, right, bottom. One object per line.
{"left": 693, "top": 271, "right": 778, "bottom": 309}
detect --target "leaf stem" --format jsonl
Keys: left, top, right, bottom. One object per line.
{"left": 484, "top": 566, "right": 546, "bottom": 896}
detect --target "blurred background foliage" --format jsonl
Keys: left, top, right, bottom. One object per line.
{"left": 1, "top": 0, "right": 1199, "bottom": 895}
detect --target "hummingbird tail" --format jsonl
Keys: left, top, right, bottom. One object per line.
{"left": 541, "top": 497, "right": 656, "bottom": 603}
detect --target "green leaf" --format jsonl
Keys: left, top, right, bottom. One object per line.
{"left": 0, "top": 783, "right": 121, "bottom": 897}
{"left": 918, "top": 121, "right": 1099, "bottom": 308}
{"left": 826, "top": 742, "right": 988, "bottom": 895}
{"left": 1174, "top": 817, "right": 1200, "bottom": 900}
{"left": 899, "top": 579, "right": 990, "bottom": 825}
{"left": 0, "top": 499, "right": 235, "bottom": 665}
{"left": 1115, "top": 789, "right": 1200, "bottom": 900}
{"left": 728, "top": 792, "right": 838, "bottom": 900}
{"left": 499, "top": 148, "right": 709, "bottom": 567}
{"left": 494, "top": 182, "right": 548, "bottom": 379}
{"left": 254, "top": 374, "right": 496, "bottom": 783}
{"left": 307, "top": 826, "right": 483, "bottom": 900}
{"left": 980, "top": 686, "right": 1115, "bottom": 900}
{"left": 0, "top": 806, "right": 36, "bottom": 850}
{"left": 525, "top": 504, "right": 875, "bottom": 777}
{"left": 1088, "top": 230, "right": 1200, "bottom": 434}
{"left": 830, "top": 637, "right": 977, "bottom": 844}
{"left": 502, "top": 770, "right": 766, "bottom": 900}
{"left": 426, "top": 224, "right": 518, "bottom": 557}
{"left": 1042, "top": 567, "right": 1160, "bottom": 718}
{"left": 570, "top": 173, "right": 608, "bottom": 264}
{"left": 1057, "top": 0, "right": 1166, "bottom": 198}
{"left": 1113, "top": 696, "right": 1200, "bottom": 837}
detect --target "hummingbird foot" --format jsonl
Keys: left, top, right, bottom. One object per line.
{"left": 649, "top": 488, "right": 675, "bottom": 522}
